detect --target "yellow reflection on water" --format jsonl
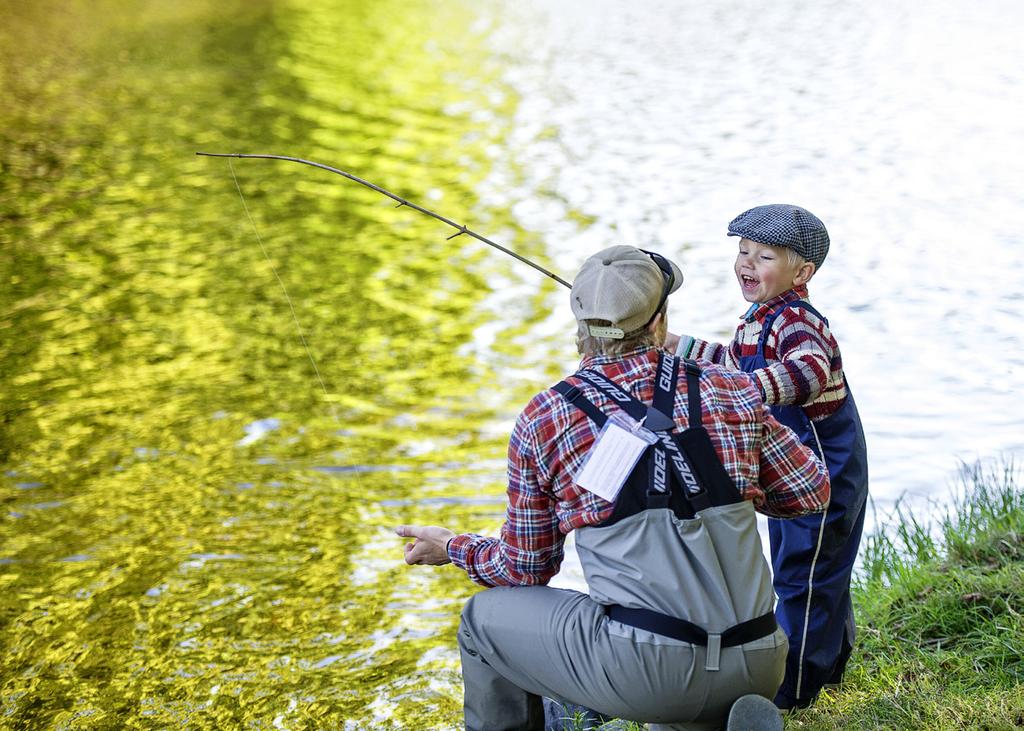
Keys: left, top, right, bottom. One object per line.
{"left": 0, "top": 1, "right": 564, "bottom": 728}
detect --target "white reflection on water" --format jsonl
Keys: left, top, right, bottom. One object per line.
{"left": 472, "top": 0, "right": 1024, "bottom": 532}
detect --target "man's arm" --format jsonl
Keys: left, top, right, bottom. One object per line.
{"left": 755, "top": 405, "right": 830, "bottom": 518}
{"left": 396, "top": 406, "right": 565, "bottom": 587}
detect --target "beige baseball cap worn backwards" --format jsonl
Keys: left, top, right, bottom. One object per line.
{"left": 570, "top": 245, "right": 684, "bottom": 339}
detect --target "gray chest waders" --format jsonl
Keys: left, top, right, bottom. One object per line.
{"left": 553, "top": 353, "right": 777, "bottom": 671}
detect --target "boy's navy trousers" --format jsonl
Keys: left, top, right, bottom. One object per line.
{"left": 740, "top": 300, "right": 869, "bottom": 709}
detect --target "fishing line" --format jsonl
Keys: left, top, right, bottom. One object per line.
{"left": 228, "top": 159, "right": 332, "bottom": 401}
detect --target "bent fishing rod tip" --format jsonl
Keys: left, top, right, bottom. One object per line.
{"left": 195, "top": 150, "right": 572, "bottom": 288}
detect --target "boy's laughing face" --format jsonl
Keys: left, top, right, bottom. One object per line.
{"left": 734, "top": 238, "right": 811, "bottom": 303}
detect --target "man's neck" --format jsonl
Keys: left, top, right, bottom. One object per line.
{"left": 579, "top": 345, "right": 659, "bottom": 369}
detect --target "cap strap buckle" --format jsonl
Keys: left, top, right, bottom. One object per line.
{"left": 587, "top": 325, "right": 625, "bottom": 339}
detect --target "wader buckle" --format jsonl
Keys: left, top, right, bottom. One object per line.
{"left": 705, "top": 633, "right": 721, "bottom": 671}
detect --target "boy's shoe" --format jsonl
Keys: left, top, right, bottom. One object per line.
{"left": 726, "top": 694, "right": 783, "bottom": 731}
{"left": 773, "top": 691, "right": 817, "bottom": 712}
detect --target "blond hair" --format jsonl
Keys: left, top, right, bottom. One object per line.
{"left": 576, "top": 304, "right": 667, "bottom": 356}
{"left": 772, "top": 245, "right": 814, "bottom": 273}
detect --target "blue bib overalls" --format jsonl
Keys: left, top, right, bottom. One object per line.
{"left": 739, "top": 300, "right": 869, "bottom": 708}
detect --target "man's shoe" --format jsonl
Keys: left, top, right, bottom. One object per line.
{"left": 726, "top": 694, "right": 783, "bottom": 731}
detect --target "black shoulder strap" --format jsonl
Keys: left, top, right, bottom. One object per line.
{"left": 574, "top": 370, "right": 647, "bottom": 423}
{"left": 648, "top": 354, "right": 711, "bottom": 510}
{"left": 672, "top": 359, "right": 744, "bottom": 508}
{"left": 683, "top": 359, "right": 702, "bottom": 428}
{"left": 552, "top": 381, "right": 608, "bottom": 428}
{"left": 653, "top": 352, "right": 679, "bottom": 420}
{"left": 553, "top": 376, "right": 674, "bottom": 511}
{"left": 554, "top": 361, "right": 742, "bottom": 513}
{"left": 577, "top": 369, "right": 676, "bottom": 432}
{"left": 652, "top": 353, "right": 702, "bottom": 430}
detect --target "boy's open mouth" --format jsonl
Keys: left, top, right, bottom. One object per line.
{"left": 741, "top": 275, "right": 759, "bottom": 288}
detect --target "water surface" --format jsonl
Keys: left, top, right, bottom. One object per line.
{"left": 2, "top": 1, "right": 546, "bottom": 728}
{"left": 481, "top": 0, "right": 1024, "bottom": 510}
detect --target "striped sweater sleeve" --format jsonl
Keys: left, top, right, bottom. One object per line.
{"left": 677, "top": 335, "right": 728, "bottom": 364}
{"left": 753, "top": 307, "right": 834, "bottom": 407}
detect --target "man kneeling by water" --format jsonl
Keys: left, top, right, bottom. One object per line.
{"left": 396, "top": 246, "right": 829, "bottom": 731}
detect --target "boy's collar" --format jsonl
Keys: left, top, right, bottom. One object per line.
{"left": 742, "top": 285, "right": 810, "bottom": 322}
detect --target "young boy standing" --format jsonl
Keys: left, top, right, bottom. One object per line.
{"left": 674, "top": 204, "right": 869, "bottom": 710}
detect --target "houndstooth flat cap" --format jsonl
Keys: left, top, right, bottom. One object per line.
{"left": 727, "top": 204, "right": 830, "bottom": 269}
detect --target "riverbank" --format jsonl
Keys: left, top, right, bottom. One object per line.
{"left": 789, "top": 460, "right": 1024, "bottom": 730}
{"left": 563, "top": 461, "right": 1024, "bottom": 731}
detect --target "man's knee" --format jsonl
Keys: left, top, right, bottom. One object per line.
{"left": 459, "top": 587, "right": 507, "bottom": 658}
{"left": 458, "top": 594, "right": 483, "bottom": 658}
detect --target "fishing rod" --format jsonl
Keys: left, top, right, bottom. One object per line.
{"left": 195, "top": 152, "right": 571, "bottom": 288}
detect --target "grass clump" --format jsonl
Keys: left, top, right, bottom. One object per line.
{"left": 790, "top": 460, "right": 1024, "bottom": 730}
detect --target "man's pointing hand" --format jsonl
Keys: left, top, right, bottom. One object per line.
{"left": 395, "top": 525, "right": 456, "bottom": 566}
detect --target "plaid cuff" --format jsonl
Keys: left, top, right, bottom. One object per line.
{"left": 447, "top": 533, "right": 478, "bottom": 571}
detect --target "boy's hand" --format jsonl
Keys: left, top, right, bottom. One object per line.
{"left": 395, "top": 525, "right": 456, "bottom": 565}
{"left": 663, "top": 332, "right": 681, "bottom": 352}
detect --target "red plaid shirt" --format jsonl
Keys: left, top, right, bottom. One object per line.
{"left": 685, "top": 286, "right": 848, "bottom": 422}
{"left": 448, "top": 346, "right": 830, "bottom": 587}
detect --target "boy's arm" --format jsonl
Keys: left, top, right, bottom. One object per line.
{"left": 673, "top": 333, "right": 728, "bottom": 364}
{"left": 752, "top": 308, "right": 835, "bottom": 407}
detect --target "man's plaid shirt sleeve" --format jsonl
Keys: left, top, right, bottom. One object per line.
{"left": 448, "top": 407, "right": 564, "bottom": 587}
{"left": 704, "top": 368, "right": 829, "bottom": 517}
{"left": 755, "top": 402, "right": 831, "bottom": 517}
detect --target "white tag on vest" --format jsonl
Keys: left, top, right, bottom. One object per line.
{"left": 574, "top": 415, "right": 657, "bottom": 503}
